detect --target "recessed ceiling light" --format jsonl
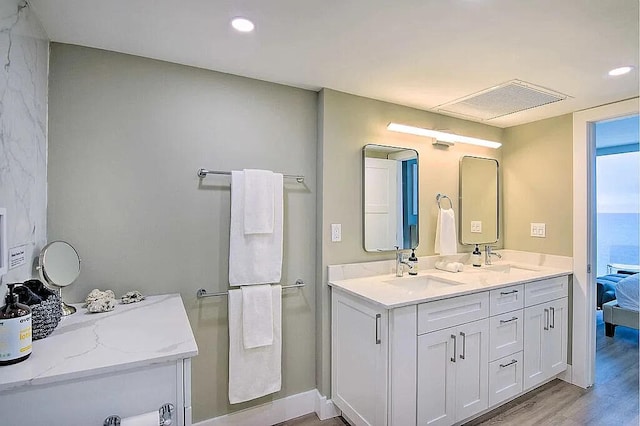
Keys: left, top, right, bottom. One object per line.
{"left": 231, "top": 17, "right": 255, "bottom": 33}
{"left": 608, "top": 66, "right": 633, "bottom": 76}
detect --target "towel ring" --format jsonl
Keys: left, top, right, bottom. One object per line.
{"left": 436, "top": 193, "right": 453, "bottom": 210}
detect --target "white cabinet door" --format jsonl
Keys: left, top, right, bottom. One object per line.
{"left": 523, "top": 303, "right": 546, "bottom": 390}
{"left": 417, "top": 326, "right": 457, "bottom": 426}
{"left": 332, "top": 291, "right": 388, "bottom": 426}
{"left": 523, "top": 298, "right": 568, "bottom": 390}
{"left": 544, "top": 297, "right": 568, "bottom": 377}
{"left": 455, "top": 319, "right": 489, "bottom": 422}
{"left": 417, "top": 319, "right": 489, "bottom": 426}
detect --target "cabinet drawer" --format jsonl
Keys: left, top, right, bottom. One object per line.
{"left": 490, "top": 284, "right": 524, "bottom": 315}
{"left": 418, "top": 292, "right": 489, "bottom": 334}
{"left": 525, "top": 276, "right": 569, "bottom": 307}
{"left": 489, "top": 310, "right": 524, "bottom": 361}
{"left": 489, "top": 352, "right": 523, "bottom": 407}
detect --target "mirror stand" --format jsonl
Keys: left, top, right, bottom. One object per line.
{"left": 58, "top": 288, "right": 77, "bottom": 316}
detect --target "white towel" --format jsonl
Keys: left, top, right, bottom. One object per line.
{"left": 435, "top": 261, "right": 464, "bottom": 273}
{"left": 229, "top": 171, "right": 283, "bottom": 285}
{"left": 435, "top": 208, "right": 457, "bottom": 255}
{"left": 228, "top": 286, "right": 282, "bottom": 404}
{"left": 242, "top": 284, "right": 273, "bottom": 349}
{"left": 244, "top": 169, "right": 275, "bottom": 234}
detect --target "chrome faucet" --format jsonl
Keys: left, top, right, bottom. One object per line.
{"left": 484, "top": 245, "right": 502, "bottom": 265}
{"left": 396, "top": 248, "right": 413, "bottom": 277}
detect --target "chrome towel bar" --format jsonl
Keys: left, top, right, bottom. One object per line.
{"left": 197, "top": 168, "right": 305, "bottom": 183}
{"left": 196, "top": 279, "right": 305, "bottom": 298}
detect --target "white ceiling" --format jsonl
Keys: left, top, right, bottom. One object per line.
{"left": 29, "top": 0, "right": 639, "bottom": 128}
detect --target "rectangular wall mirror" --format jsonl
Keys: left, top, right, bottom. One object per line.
{"left": 459, "top": 156, "right": 499, "bottom": 245}
{"left": 363, "top": 144, "right": 419, "bottom": 252}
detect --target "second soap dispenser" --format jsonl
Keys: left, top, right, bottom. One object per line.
{"left": 472, "top": 244, "right": 482, "bottom": 267}
{"left": 408, "top": 248, "right": 418, "bottom": 275}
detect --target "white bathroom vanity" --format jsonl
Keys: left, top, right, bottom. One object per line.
{"left": 0, "top": 293, "right": 198, "bottom": 425}
{"left": 329, "top": 251, "right": 572, "bottom": 426}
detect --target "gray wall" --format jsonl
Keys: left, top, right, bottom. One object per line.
{"left": 47, "top": 44, "right": 318, "bottom": 421}
{"left": 316, "top": 89, "right": 504, "bottom": 395}
{"left": 0, "top": 1, "right": 48, "bottom": 288}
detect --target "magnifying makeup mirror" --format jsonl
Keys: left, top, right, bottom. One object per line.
{"left": 37, "top": 241, "right": 81, "bottom": 316}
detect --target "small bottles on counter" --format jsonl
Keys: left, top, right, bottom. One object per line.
{"left": 408, "top": 248, "right": 418, "bottom": 275}
{"left": 0, "top": 283, "right": 32, "bottom": 365}
{"left": 472, "top": 244, "right": 482, "bottom": 267}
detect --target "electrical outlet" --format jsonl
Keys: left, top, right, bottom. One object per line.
{"left": 530, "top": 223, "right": 546, "bottom": 238}
{"left": 331, "top": 224, "right": 342, "bottom": 242}
{"left": 471, "top": 221, "right": 482, "bottom": 233}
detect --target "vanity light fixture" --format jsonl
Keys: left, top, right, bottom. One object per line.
{"left": 231, "top": 17, "right": 255, "bottom": 32}
{"left": 387, "top": 122, "right": 502, "bottom": 149}
{"left": 608, "top": 66, "right": 633, "bottom": 76}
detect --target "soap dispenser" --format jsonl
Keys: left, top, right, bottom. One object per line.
{"left": 0, "top": 283, "right": 32, "bottom": 365}
{"left": 472, "top": 245, "right": 482, "bottom": 267}
{"left": 408, "top": 248, "right": 418, "bottom": 275}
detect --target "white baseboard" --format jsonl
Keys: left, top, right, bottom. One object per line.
{"left": 315, "top": 390, "right": 342, "bottom": 420}
{"left": 559, "top": 364, "right": 573, "bottom": 385}
{"left": 194, "top": 389, "right": 341, "bottom": 426}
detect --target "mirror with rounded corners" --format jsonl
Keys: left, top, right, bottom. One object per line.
{"left": 459, "top": 156, "right": 499, "bottom": 245}
{"left": 363, "top": 144, "right": 419, "bottom": 252}
{"left": 38, "top": 241, "right": 81, "bottom": 315}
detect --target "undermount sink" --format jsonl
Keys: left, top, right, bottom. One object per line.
{"left": 384, "top": 275, "right": 460, "bottom": 292}
{"left": 482, "top": 263, "right": 541, "bottom": 274}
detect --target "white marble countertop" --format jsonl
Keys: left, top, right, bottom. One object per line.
{"left": 0, "top": 293, "right": 198, "bottom": 393}
{"left": 329, "top": 260, "right": 572, "bottom": 309}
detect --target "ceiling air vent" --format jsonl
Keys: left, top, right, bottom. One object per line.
{"left": 436, "top": 80, "right": 569, "bottom": 121}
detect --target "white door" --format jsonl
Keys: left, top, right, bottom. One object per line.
{"left": 544, "top": 297, "right": 568, "bottom": 377}
{"left": 364, "top": 157, "right": 399, "bottom": 250}
{"left": 332, "top": 292, "right": 388, "bottom": 426}
{"left": 523, "top": 304, "right": 546, "bottom": 390}
{"left": 455, "top": 319, "right": 489, "bottom": 422}
{"left": 417, "top": 327, "right": 457, "bottom": 426}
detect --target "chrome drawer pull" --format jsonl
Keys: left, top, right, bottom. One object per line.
{"left": 499, "top": 317, "right": 518, "bottom": 324}
{"left": 544, "top": 308, "right": 549, "bottom": 330}
{"left": 459, "top": 331, "right": 466, "bottom": 360}
{"left": 500, "top": 289, "right": 518, "bottom": 295}
{"left": 550, "top": 306, "right": 555, "bottom": 329}
{"left": 499, "top": 359, "right": 518, "bottom": 368}
{"left": 375, "top": 314, "right": 381, "bottom": 344}
{"left": 451, "top": 334, "right": 457, "bottom": 362}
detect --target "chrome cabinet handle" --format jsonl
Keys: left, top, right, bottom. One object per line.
{"left": 499, "top": 316, "right": 518, "bottom": 324}
{"left": 375, "top": 314, "right": 381, "bottom": 344}
{"left": 499, "top": 359, "right": 518, "bottom": 368}
{"left": 544, "top": 308, "right": 549, "bottom": 331}
{"left": 500, "top": 289, "right": 518, "bottom": 295}
{"left": 459, "top": 331, "right": 466, "bottom": 360}
{"left": 451, "top": 334, "right": 457, "bottom": 362}
{"left": 550, "top": 307, "right": 555, "bottom": 329}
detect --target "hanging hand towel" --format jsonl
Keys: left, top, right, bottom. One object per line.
{"left": 434, "top": 207, "right": 457, "bottom": 255}
{"left": 241, "top": 284, "right": 273, "bottom": 349}
{"left": 229, "top": 170, "right": 284, "bottom": 285}
{"left": 244, "top": 169, "right": 275, "bottom": 234}
{"left": 228, "top": 285, "right": 282, "bottom": 404}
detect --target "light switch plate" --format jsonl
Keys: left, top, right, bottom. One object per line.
{"left": 471, "top": 221, "right": 482, "bottom": 233}
{"left": 331, "top": 223, "right": 342, "bottom": 242}
{"left": 530, "top": 223, "right": 546, "bottom": 238}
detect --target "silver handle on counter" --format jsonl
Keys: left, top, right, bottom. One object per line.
{"left": 544, "top": 308, "right": 549, "bottom": 331}
{"left": 375, "top": 313, "right": 381, "bottom": 344}
{"left": 500, "top": 317, "right": 518, "bottom": 324}
{"left": 451, "top": 334, "right": 457, "bottom": 362}
{"left": 459, "top": 331, "right": 467, "bottom": 360}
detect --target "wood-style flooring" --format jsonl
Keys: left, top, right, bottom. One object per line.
{"left": 286, "top": 311, "right": 638, "bottom": 426}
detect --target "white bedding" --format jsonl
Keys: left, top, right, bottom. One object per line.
{"left": 616, "top": 274, "right": 639, "bottom": 311}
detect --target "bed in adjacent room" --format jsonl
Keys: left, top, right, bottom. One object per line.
{"left": 603, "top": 273, "right": 640, "bottom": 337}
